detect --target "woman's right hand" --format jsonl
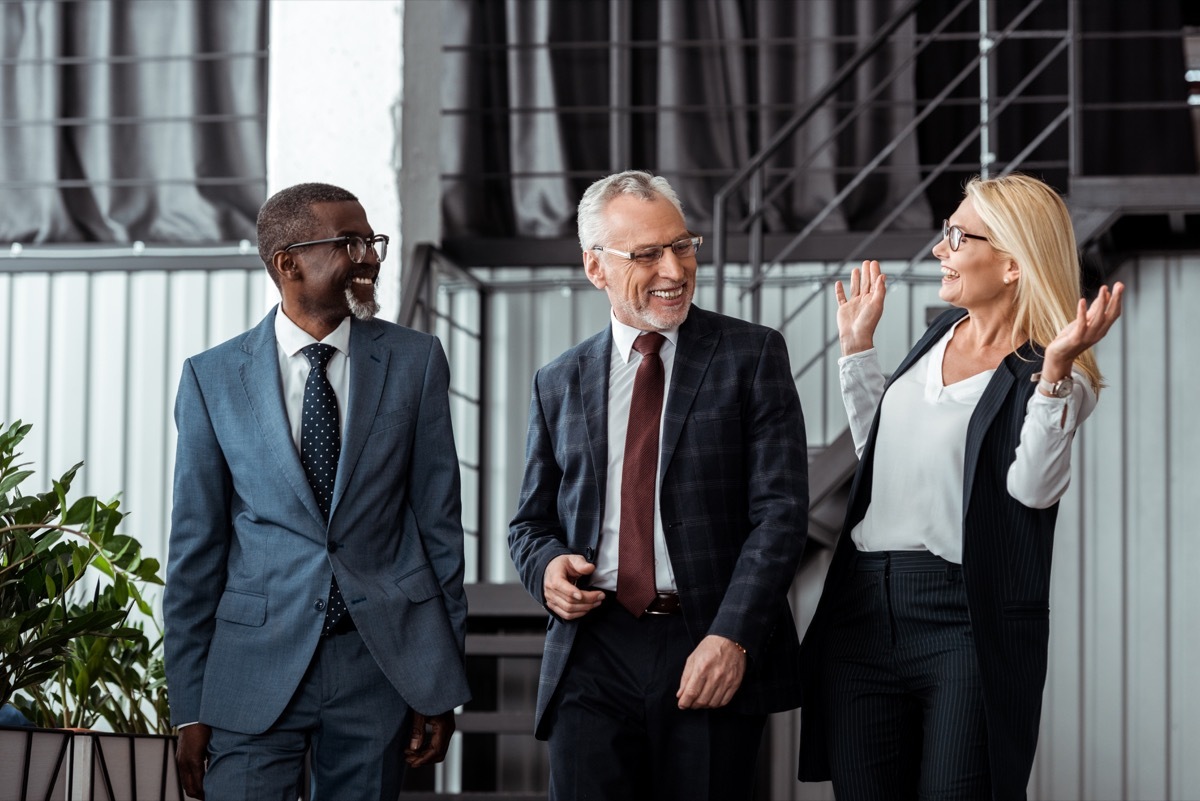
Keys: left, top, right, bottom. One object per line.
{"left": 834, "top": 259, "right": 886, "bottom": 355}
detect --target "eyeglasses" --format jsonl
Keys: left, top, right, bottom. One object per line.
{"left": 942, "top": 220, "right": 988, "bottom": 252}
{"left": 592, "top": 235, "right": 703, "bottom": 266}
{"left": 283, "top": 234, "right": 389, "bottom": 264}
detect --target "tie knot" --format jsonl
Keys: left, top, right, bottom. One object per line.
{"left": 632, "top": 332, "right": 666, "bottom": 357}
{"left": 302, "top": 343, "right": 337, "bottom": 371}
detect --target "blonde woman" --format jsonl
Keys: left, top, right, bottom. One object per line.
{"left": 798, "top": 174, "right": 1124, "bottom": 800}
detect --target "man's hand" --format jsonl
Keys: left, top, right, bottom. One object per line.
{"left": 676, "top": 635, "right": 747, "bottom": 710}
{"left": 543, "top": 554, "right": 605, "bottom": 620}
{"left": 405, "top": 710, "right": 456, "bottom": 768}
{"left": 176, "top": 723, "right": 212, "bottom": 799}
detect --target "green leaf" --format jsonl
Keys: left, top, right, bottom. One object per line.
{"left": 62, "top": 496, "right": 95, "bottom": 527}
{"left": 92, "top": 551, "right": 114, "bottom": 579}
{"left": 0, "top": 469, "right": 33, "bottom": 495}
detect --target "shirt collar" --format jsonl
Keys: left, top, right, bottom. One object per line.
{"left": 609, "top": 309, "right": 678, "bottom": 364}
{"left": 275, "top": 308, "right": 352, "bottom": 357}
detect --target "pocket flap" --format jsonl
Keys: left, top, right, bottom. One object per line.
{"left": 1001, "top": 602, "right": 1049, "bottom": 620}
{"left": 215, "top": 589, "right": 267, "bottom": 626}
{"left": 395, "top": 568, "right": 441, "bottom": 603}
{"left": 370, "top": 406, "right": 412, "bottom": 434}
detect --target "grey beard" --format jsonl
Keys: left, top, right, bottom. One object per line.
{"left": 345, "top": 285, "right": 379, "bottom": 321}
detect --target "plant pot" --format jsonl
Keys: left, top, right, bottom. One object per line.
{"left": 0, "top": 726, "right": 196, "bottom": 801}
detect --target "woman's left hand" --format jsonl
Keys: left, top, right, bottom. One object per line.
{"left": 1042, "top": 282, "right": 1125, "bottom": 377}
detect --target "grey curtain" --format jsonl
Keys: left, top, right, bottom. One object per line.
{"left": 441, "top": 0, "right": 930, "bottom": 240}
{"left": 0, "top": 0, "right": 267, "bottom": 244}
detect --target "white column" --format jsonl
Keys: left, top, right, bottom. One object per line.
{"left": 266, "top": 0, "right": 405, "bottom": 318}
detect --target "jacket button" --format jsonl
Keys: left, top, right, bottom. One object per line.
{"left": 314, "top": 599, "right": 326, "bottom": 612}
{"left": 327, "top": 541, "right": 338, "bottom": 553}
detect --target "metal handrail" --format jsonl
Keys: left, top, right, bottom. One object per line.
{"left": 720, "top": 0, "right": 1057, "bottom": 315}
{"left": 773, "top": 27, "right": 1069, "bottom": 339}
{"left": 710, "top": 0, "right": 924, "bottom": 312}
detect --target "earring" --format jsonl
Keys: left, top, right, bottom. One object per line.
{"left": 1003, "top": 277, "right": 1011, "bottom": 285}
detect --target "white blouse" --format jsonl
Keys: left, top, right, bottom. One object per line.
{"left": 839, "top": 319, "right": 1097, "bottom": 563}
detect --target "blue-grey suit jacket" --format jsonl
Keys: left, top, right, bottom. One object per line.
{"left": 164, "top": 309, "right": 471, "bottom": 734}
{"left": 509, "top": 306, "right": 809, "bottom": 739}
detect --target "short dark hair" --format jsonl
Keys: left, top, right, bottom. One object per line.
{"left": 256, "top": 183, "right": 358, "bottom": 285}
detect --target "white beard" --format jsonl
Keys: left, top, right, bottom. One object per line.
{"left": 345, "top": 285, "right": 379, "bottom": 321}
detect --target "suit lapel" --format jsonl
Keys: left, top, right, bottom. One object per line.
{"left": 962, "top": 341, "right": 1039, "bottom": 514}
{"left": 963, "top": 361, "right": 1014, "bottom": 512}
{"left": 238, "top": 308, "right": 326, "bottom": 526}
{"left": 660, "top": 309, "right": 719, "bottom": 473}
{"left": 579, "top": 332, "right": 611, "bottom": 515}
{"left": 331, "top": 319, "right": 389, "bottom": 520}
{"left": 845, "top": 308, "right": 966, "bottom": 531}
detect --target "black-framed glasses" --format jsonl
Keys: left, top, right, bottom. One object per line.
{"left": 592, "top": 235, "right": 703, "bottom": 266}
{"left": 942, "top": 220, "right": 988, "bottom": 252}
{"left": 283, "top": 234, "right": 389, "bottom": 264}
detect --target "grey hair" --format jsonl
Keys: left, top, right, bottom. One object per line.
{"left": 576, "top": 170, "right": 686, "bottom": 252}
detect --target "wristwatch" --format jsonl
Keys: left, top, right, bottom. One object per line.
{"left": 1031, "top": 371, "right": 1073, "bottom": 398}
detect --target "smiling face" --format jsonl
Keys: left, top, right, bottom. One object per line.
{"left": 275, "top": 200, "right": 380, "bottom": 338}
{"left": 932, "top": 197, "right": 1018, "bottom": 312}
{"left": 583, "top": 193, "right": 696, "bottom": 331}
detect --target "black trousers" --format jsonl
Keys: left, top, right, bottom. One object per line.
{"left": 544, "top": 596, "right": 766, "bottom": 801}
{"left": 822, "top": 550, "right": 990, "bottom": 801}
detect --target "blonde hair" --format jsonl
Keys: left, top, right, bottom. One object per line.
{"left": 965, "top": 173, "right": 1103, "bottom": 393}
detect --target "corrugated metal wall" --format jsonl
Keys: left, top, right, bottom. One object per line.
{"left": 2, "top": 252, "right": 1196, "bottom": 798}
{"left": 0, "top": 267, "right": 265, "bottom": 572}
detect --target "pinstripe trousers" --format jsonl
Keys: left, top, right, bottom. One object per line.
{"left": 821, "top": 550, "right": 990, "bottom": 801}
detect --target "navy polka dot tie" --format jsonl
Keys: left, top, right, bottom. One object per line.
{"left": 300, "top": 343, "right": 347, "bottom": 636}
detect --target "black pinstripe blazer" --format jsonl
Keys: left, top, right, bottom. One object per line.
{"left": 799, "top": 308, "right": 1058, "bottom": 800}
{"left": 509, "top": 306, "right": 809, "bottom": 739}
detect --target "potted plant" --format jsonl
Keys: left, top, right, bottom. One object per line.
{"left": 0, "top": 419, "right": 184, "bottom": 800}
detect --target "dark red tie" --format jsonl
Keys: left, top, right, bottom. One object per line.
{"left": 618, "top": 332, "right": 666, "bottom": 617}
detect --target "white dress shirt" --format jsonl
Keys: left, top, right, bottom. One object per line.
{"left": 591, "top": 312, "right": 679, "bottom": 592}
{"left": 839, "top": 317, "right": 1097, "bottom": 563}
{"left": 274, "top": 310, "right": 352, "bottom": 448}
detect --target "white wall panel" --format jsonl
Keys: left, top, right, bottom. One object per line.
{"left": 1029, "top": 253, "right": 1200, "bottom": 801}
{"left": 1167, "top": 257, "right": 1200, "bottom": 800}
{"left": 0, "top": 267, "right": 267, "bottom": 597}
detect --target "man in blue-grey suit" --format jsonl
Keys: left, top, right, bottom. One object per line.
{"left": 164, "top": 182, "right": 469, "bottom": 800}
{"left": 509, "top": 171, "right": 809, "bottom": 800}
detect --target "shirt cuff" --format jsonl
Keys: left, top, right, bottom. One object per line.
{"left": 1025, "top": 381, "right": 1080, "bottom": 433}
{"left": 837, "top": 347, "right": 877, "bottom": 367}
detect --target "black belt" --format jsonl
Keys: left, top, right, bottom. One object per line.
{"left": 602, "top": 590, "right": 682, "bottom": 616}
{"left": 643, "top": 592, "right": 682, "bottom": 615}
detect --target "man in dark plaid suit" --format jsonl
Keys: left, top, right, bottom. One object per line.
{"left": 509, "top": 170, "right": 809, "bottom": 800}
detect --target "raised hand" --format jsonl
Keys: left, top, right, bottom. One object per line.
{"left": 1041, "top": 282, "right": 1125, "bottom": 379}
{"left": 834, "top": 260, "right": 887, "bottom": 355}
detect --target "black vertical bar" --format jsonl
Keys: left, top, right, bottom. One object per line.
{"left": 749, "top": 171, "right": 764, "bottom": 324}
{"left": 1068, "top": 0, "right": 1081, "bottom": 178}
{"left": 609, "top": 0, "right": 631, "bottom": 172}
{"left": 477, "top": 287, "right": 491, "bottom": 580}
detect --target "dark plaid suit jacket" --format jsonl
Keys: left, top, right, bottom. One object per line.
{"left": 509, "top": 306, "right": 809, "bottom": 739}
{"left": 799, "top": 308, "right": 1060, "bottom": 800}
